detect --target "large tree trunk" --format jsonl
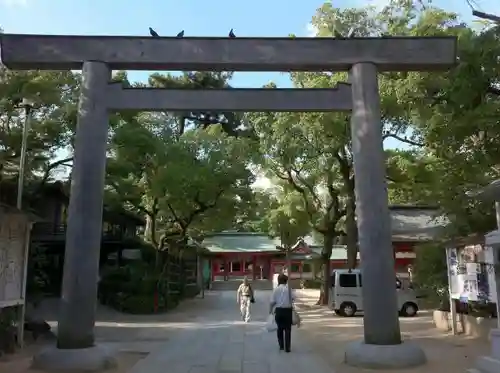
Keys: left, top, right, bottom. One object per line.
{"left": 345, "top": 192, "right": 358, "bottom": 270}
{"left": 286, "top": 248, "right": 292, "bottom": 278}
{"left": 317, "top": 233, "right": 334, "bottom": 305}
{"left": 146, "top": 215, "right": 160, "bottom": 268}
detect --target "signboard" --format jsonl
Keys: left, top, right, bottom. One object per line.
{"left": 395, "top": 252, "right": 417, "bottom": 259}
{"left": 447, "top": 245, "right": 492, "bottom": 303}
{"left": 0, "top": 216, "right": 29, "bottom": 307}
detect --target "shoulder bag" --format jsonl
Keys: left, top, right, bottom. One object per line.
{"left": 249, "top": 284, "right": 255, "bottom": 303}
{"left": 288, "top": 284, "right": 301, "bottom": 327}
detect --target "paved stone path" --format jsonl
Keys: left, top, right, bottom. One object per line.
{"left": 295, "top": 289, "right": 489, "bottom": 373}
{"left": 128, "top": 290, "right": 333, "bottom": 373}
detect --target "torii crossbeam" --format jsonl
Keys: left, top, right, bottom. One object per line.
{"left": 0, "top": 34, "right": 456, "bottom": 71}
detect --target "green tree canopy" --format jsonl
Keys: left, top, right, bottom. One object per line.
{"left": 0, "top": 67, "right": 79, "bottom": 186}
{"left": 105, "top": 71, "right": 257, "bottom": 253}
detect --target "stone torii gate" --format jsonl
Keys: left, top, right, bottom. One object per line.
{"left": 0, "top": 34, "right": 456, "bottom": 371}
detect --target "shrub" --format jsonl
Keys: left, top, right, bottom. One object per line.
{"left": 301, "top": 279, "right": 322, "bottom": 289}
{"left": 99, "top": 263, "right": 160, "bottom": 312}
{"left": 413, "top": 243, "right": 448, "bottom": 298}
{"left": 183, "top": 284, "right": 200, "bottom": 298}
{"left": 138, "top": 242, "right": 158, "bottom": 264}
{"left": 98, "top": 262, "right": 193, "bottom": 314}
{"left": 0, "top": 307, "right": 17, "bottom": 354}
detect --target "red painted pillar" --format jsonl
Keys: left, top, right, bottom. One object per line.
{"left": 224, "top": 257, "right": 228, "bottom": 281}
{"left": 252, "top": 255, "right": 257, "bottom": 280}
{"left": 392, "top": 243, "right": 398, "bottom": 272}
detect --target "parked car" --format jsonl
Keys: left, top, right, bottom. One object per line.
{"left": 329, "top": 269, "right": 419, "bottom": 317}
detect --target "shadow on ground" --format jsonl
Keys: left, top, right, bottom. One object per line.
{"left": 295, "top": 289, "right": 489, "bottom": 373}
{"left": 0, "top": 291, "right": 247, "bottom": 373}
{"left": 35, "top": 291, "right": 232, "bottom": 342}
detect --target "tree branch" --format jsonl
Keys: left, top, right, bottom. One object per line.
{"left": 324, "top": 190, "right": 345, "bottom": 228}
{"left": 149, "top": 198, "right": 159, "bottom": 248}
{"left": 182, "top": 188, "right": 225, "bottom": 230}
{"left": 383, "top": 133, "right": 424, "bottom": 147}
{"left": 284, "top": 169, "right": 326, "bottom": 234}
{"left": 334, "top": 150, "right": 351, "bottom": 182}
{"left": 290, "top": 166, "right": 322, "bottom": 206}
{"left": 39, "top": 157, "right": 73, "bottom": 186}
{"left": 166, "top": 202, "right": 182, "bottom": 227}
{"left": 488, "top": 86, "right": 500, "bottom": 96}
{"left": 107, "top": 180, "right": 152, "bottom": 217}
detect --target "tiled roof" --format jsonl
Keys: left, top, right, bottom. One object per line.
{"left": 467, "top": 179, "right": 500, "bottom": 201}
{"left": 203, "top": 207, "right": 447, "bottom": 253}
{"left": 390, "top": 206, "right": 448, "bottom": 242}
{"left": 290, "top": 246, "right": 359, "bottom": 261}
{"left": 202, "top": 232, "right": 281, "bottom": 253}
{"left": 303, "top": 206, "right": 448, "bottom": 244}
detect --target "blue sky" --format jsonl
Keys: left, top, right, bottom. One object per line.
{"left": 1, "top": 0, "right": 496, "bottom": 88}
{"left": 0, "top": 0, "right": 496, "bottom": 162}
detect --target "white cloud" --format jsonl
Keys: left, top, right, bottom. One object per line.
{"left": 252, "top": 175, "right": 273, "bottom": 190}
{"left": 306, "top": 23, "right": 318, "bottom": 37}
{"left": 366, "top": 0, "right": 389, "bottom": 9}
{"left": 1, "top": 0, "right": 29, "bottom": 7}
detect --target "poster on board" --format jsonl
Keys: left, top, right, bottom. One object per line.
{"left": 447, "top": 245, "right": 492, "bottom": 303}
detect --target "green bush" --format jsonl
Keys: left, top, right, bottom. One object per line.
{"left": 0, "top": 307, "right": 17, "bottom": 354}
{"left": 183, "top": 284, "right": 200, "bottom": 298}
{"left": 301, "top": 279, "right": 322, "bottom": 289}
{"left": 413, "top": 243, "right": 448, "bottom": 297}
{"left": 139, "top": 242, "right": 158, "bottom": 264}
{"left": 98, "top": 262, "right": 194, "bottom": 314}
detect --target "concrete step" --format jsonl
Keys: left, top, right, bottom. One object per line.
{"left": 211, "top": 280, "right": 273, "bottom": 291}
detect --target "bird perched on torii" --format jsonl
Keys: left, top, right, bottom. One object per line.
{"left": 149, "top": 27, "right": 160, "bottom": 37}
{"left": 148, "top": 27, "right": 185, "bottom": 38}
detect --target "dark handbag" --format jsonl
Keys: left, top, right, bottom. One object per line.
{"left": 249, "top": 284, "right": 255, "bottom": 303}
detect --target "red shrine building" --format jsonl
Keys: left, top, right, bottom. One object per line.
{"left": 201, "top": 206, "right": 446, "bottom": 282}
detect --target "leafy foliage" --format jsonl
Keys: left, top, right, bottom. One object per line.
{"left": 413, "top": 243, "right": 448, "bottom": 304}
{"left": 0, "top": 67, "right": 79, "bottom": 185}
{"left": 104, "top": 71, "right": 257, "bottom": 268}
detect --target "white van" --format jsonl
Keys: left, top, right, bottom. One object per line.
{"left": 329, "top": 269, "right": 419, "bottom": 317}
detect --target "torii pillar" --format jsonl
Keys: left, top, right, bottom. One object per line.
{"left": 0, "top": 33, "right": 456, "bottom": 371}
{"left": 344, "top": 62, "right": 423, "bottom": 368}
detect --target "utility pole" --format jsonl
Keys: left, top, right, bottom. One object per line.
{"left": 16, "top": 98, "right": 35, "bottom": 209}
{"left": 16, "top": 97, "right": 34, "bottom": 349}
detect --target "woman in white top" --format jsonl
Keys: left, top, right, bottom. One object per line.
{"left": 269, "top": 274, "right": 295, "bottom": 352}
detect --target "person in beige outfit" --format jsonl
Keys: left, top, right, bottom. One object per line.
{"left": 237, "top": 277, "right": 254, "bottom": 322}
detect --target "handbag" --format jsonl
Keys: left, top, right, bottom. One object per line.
{"left": 265, "top": 314, "right": 277, "bottom": 332}
{"left": 249, "top": 284, "right": 255, "bottom": 303}
{"left": 288, "top": 284, "right": 301, "bottom": 327}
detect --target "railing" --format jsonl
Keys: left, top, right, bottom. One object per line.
{"left": 31, "top": 222, "right": 137, "bottom": 241}
{"left": 31, "top": 223, "right": 66, "bottom": 238}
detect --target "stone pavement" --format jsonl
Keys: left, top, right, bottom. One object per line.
{"left": 295, "top": 289, "right": 489, "bottom": 373}
{"left": 127, "top": 290, "right": 333, "bottom": 373}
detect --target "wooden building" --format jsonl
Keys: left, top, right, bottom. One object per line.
{"left": 203, "top": 206, "right": 447, "bottom": 282}
{"left": 0, "top": 180, "right": 145, "bottom": 294}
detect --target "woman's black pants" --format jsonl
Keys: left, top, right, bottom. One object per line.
{"left": 274, "top": 307, "right": 292, "bottom": 351}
